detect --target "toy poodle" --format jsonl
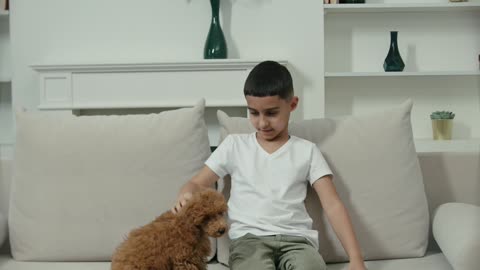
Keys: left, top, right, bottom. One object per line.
{"left": 111, "top": 188, "right": 228, "bottom": 270}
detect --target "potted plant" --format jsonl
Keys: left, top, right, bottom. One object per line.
{"left": 430, "top": 111, "right": 455, "bottom": 140}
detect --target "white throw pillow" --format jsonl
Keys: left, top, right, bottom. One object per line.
{"left": 216, "top": 100, "right": 429, "bottom": 264}
{"left": 9, "top": 99, "right": 214, "bottom": 261}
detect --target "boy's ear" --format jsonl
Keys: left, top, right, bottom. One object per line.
{"left": 289, "top": 96, "right": 299, "bottom": 111}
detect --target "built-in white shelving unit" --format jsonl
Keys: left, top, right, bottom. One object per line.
{"left": 323, "top": 2, "right": 480, "bottom": 152}
{"left": 0, "top": 9, "right": 12, "bottom": 157}
{"left": 324, "top": 3, "right": 480, "bottom": 13}
{"left": 325, "top": 71, "right": 480, "bottom": 77}
{"left": 414, "top": 138, "right": 480, "bottom": 153}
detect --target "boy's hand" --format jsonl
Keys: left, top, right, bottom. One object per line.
{"left": 171, "top": 192, "right": 193, "bottom": 214}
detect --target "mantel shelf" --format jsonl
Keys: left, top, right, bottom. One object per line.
{"left": 324, "top": 3, "right": 480, "bottom": 13}
{"left": 32, "top": 60, "right": 287, "bottom": 110}
{"left": 325, "top": 71, "right": 480, "bottom": 78}
{"left": 0, "top": 10, "right": 8, "bottom": 16}
{"left": 0, "top": 77, "right": 11, "bottom": 83}
{"left": 31, "top": 59, "right": 288, "bottom": 73}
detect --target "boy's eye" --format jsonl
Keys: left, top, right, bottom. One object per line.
{"left": 266, "top": 112, "right": 278, "bottom": 116}
{"left": 249, "top": 111, "right": 259, "bottom": 116}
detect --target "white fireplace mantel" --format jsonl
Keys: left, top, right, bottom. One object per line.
{"left": 31, "top": 59, "right": 288, "bottom": 110}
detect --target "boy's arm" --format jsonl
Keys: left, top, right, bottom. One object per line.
{"left": 172, "top": 165, "right": 220, "bottom": 214}
{"left": 313, "top": 175, "right": 367, "bottom": 270}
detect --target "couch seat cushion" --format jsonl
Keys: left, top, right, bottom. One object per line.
{"left": 0, "top": 252, "right": 451, "bottom": 270}
{"left": 0, "top": 254, "right": 230, "bottom": 270}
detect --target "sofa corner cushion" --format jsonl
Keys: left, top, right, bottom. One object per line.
{"left": 433, "top": 202, "right": 480, "bottom": 270}
{"left": 216, "top": 100, "right": 430, "bottom": 264}
{"left": 9, "top": 99, "right": 214, "bottom": 261}
{"left": 0, "top": 213, "right": 6, "bottom": 248}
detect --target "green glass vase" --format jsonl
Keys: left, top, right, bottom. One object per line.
{"left": 383, "top": 31, "right": 405, "bottom": 72}
{"left": 204, "top": 0, "right": 227, "bottom": 59}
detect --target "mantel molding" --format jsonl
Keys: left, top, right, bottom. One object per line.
{"left": 31, "top": 59, "right": 288, "bottom": 73}
{"left": 31, "top": 59, "right": 288, "bottom": 110}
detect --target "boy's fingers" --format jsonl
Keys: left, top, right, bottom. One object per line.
{"left": 172, "top": 193, "right": 193, "bottom": 214}
{"left": 180, "top": 199, "right": 188, "bottom": 207}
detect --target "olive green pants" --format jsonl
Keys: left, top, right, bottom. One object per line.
{"left": 229, "top": 233, "right": 327, "bottom": 270}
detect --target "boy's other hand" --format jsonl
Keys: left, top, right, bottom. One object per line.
{"left": 171, "top": 192, "right": 193, "bottom": 214}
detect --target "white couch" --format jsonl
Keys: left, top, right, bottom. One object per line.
{"left": 0, "top": 100, "right": 479, "bottom": 270}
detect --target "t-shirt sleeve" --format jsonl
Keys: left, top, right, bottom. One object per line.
{"left": 205, "top": 135, "right": 233, "bottom": 178}
{"left": 308, "top": 145, "right": 333, "bottom": 186}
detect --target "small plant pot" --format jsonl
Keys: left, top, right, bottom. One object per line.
{"left": 431, "top": 119, "right": 453, "bottom": 140}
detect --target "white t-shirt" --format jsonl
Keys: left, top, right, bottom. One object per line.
{"left": 205, "top": 133, "right": 332, "bottom": 249}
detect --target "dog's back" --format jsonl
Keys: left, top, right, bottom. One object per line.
{"left": 111, "top": 212, "right": 175, "bottom": 270}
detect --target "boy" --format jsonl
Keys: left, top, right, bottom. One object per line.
{"left": 172, "top": 61, "right": 366, "bottom": 270}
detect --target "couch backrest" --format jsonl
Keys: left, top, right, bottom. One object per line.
{"left": 1, "top": 152, "right": 479, "bottom": 254}
{"left": 419, "top": 151, "right": 480, "bottom": 251}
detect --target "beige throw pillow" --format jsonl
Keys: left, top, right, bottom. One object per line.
{"left": 216, "top": 100, "right": 429, "bottom": 264}
{"left": 9, "top": 100, "right": 214, "bottom": 261}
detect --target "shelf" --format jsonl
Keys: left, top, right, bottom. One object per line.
{"left": 0, "top": 77, "right": 11, "bottom": 83}
{"left": 414, "top": 139, "right": 480, "bottom": 153}
{"left": 324, "top": 3, "right": 480, "bottom": 13}
{"left": 325, "top": 71, "right": 480, "bottom": 78}
{"left": 0, "top": 10, "right": 8, "bottom": 16}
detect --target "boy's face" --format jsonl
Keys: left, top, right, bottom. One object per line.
{"left": 245, "top": 95, "right": 298, "bottom": 142}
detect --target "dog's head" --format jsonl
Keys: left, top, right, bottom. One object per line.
{"left": 179, "top": 189, "right": 228, "bottom": 238}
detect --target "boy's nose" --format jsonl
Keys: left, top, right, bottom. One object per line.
{"left": 259, "top": 116, "right": 268, "bottom": 128}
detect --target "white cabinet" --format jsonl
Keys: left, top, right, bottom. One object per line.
{"left": 323, "top": 2, "right": 480, "bottom": 152}
{"left": 0, "top": 10, "right": 12, "bottom": 155}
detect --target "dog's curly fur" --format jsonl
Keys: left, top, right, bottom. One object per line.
{"left": 111, "top": 189, "right": 228, "bottom": 270}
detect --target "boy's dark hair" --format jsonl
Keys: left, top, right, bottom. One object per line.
{"left": 243, "top": 60, "right": 293, "bottom": 100}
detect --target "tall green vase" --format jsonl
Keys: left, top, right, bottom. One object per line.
{"left": 204, "top": 0, "right": 227, "bottom": 59}
{"left": 383, "top": 31, "right": 405, "bottom": 72}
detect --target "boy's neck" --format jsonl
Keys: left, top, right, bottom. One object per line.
{"left": 255, "top": 131, "right": 290, "bottom": 144}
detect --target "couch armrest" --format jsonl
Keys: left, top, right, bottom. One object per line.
{"left": 0, "top": 213, "right": 6, "bottom": 248}
{"left": 433, "top": 203, "right": 480, "bottom": 270}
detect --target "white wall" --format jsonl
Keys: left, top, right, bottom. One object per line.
{"left": 10, "top": 0, "right": 325, "bottom": 119}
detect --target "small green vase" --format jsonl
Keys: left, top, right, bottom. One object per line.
{"left": 204, "top": 0, "right": 227, "bottom": 59}
{"left": 383, "top": 31, "right": 405, "bottom": 72}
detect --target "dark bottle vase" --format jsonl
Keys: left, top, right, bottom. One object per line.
{"left": 204, "top": 0, "right": 227, "bottom": 59}
{"left": 383, "top": 31, "right": 405, "bottom": 72}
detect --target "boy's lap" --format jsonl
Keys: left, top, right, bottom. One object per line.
{"left": 229, "top": 234, "right": 326, "bottom": 270}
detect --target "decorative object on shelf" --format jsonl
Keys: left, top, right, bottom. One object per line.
{"left": 383, "top": 31, "right": 405, "bottom": 72}
{"left": 324, "top": 0, "right": 339, "bottom": 3}
{"left": 449, "top": 0, "right": 468, "bottom": 2}
{"left": 204, "top": 0, "right": 228, "bottom": 59}
{"left": 430, "top": 111, "right": 455, "bottom": 140}
{"left": 1, "top": 0, "right": 8, "bottom": 11}
{"left": 339, "top": 0, "right": 365, "bottom": 3}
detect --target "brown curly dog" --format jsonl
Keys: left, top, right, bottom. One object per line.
{"left": 111, "top": 189, "right": 228, "bottom": 270}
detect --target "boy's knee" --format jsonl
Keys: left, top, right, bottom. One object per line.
{"left": 282, "top": 257, "right": 326, "bottom": 270}
{"left": 280, "top": 248, "right": 326, "bottom": 270}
